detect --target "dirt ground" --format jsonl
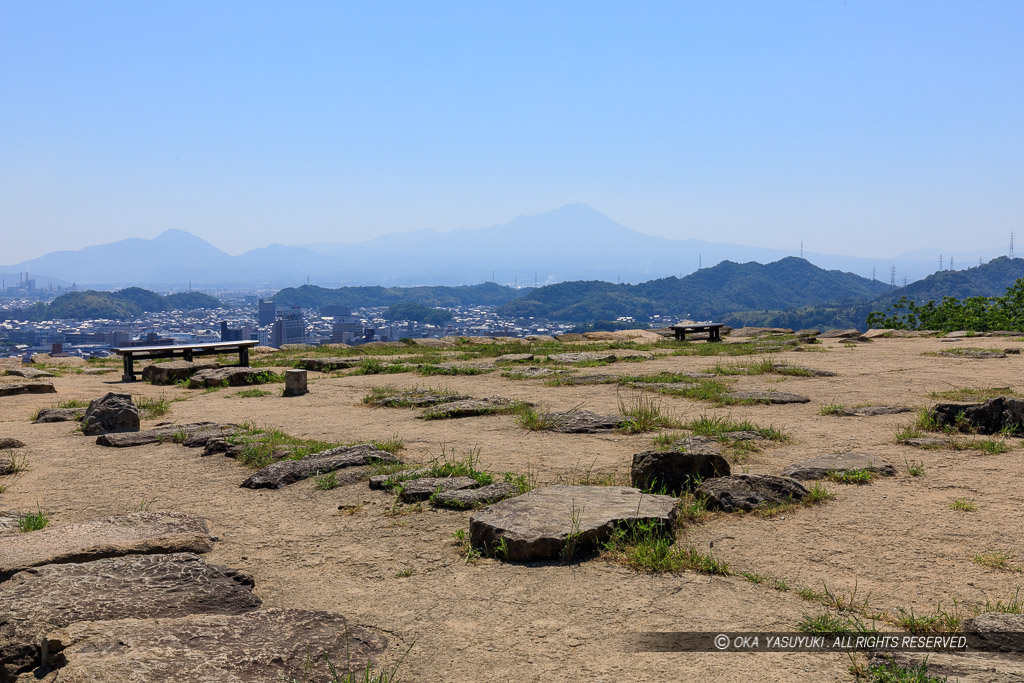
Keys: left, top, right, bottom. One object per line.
{"left": 2, "top": 336, "right": 1023, "bottom": 681}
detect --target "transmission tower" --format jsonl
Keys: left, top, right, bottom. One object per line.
{"left": 939, "top": 254, "right": 943, "bottom": 270}
{"left": 871, "top": 266, "right": 876, "bottom": 281}
{"left": 890, "top": 265, "right": 896, "bottom": 289}
{"left": 1011, "top": 231, "right": 1016, "bottom": 259}
{"left": 950, "top": 257, "right": 955, "bottom": 270}
{"left": 800, "top": 241, "right": 804, "bottom": 258}
{"left": 903, "top": 277, "right": 908, "bottom": 287}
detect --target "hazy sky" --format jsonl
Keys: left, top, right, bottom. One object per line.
{"left": 3, "top": 1, "right": 1022, "bottom": 264}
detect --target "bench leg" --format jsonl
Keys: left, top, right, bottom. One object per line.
{"left": 121, "top": 356, "right": 135, "bottom": 382}
{"left": 183, "top": 349, "right": 193, "bottom": 362}
{"left": 239, "top": 347, "right": 249, "bottom": 367}
{"left": 711, "top": 329, "right": 720, "bottom": 342}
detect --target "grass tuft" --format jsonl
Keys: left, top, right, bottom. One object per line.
{"left": 18, "top": 506, "right": 49, "bottom": 532}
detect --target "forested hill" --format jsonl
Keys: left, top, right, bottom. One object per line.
{"left": 4, "top": 288, "right": 221, "bottom": 321}
{"left": 272, "top": 282, "right": 528, "bottom": 309}
{"left": 723, "top": 257, "right": 1024, "bottom": 330}
{"left": 498, "top": 257, "right": 888, "bottom": 321}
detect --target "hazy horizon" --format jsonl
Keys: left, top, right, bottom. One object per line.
{"left": 3, "top": 2, "right": 1022, "bottom": 263}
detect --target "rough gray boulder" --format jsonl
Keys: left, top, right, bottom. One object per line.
{"left": 0, "top": 511, "right": 213, "bottom": 582}
{"left": 631, "top": 446, "right": 730, "bottom": 494}
{"left": 931, "top": 397, "right": 1024, "bottom": 434}
{"left": 547, "top": 352, "right": 616, "bottom": 364}
{"left": 371, "top": 390, "right": 471, "bottom": 407}
{"left": 188, "top": 367, "right": 269, "bottom": 388}
{"left": 398, "top": 476, "right": 479, "bottom": 502}
{"left": 296, "top": 357, "right": 362, "bottom": 372}
{"left": 696, "top": 474, "right": 809, "bottom": 512}
{"left": 0, "top": 438, "right": 24, "bottom": 449}
{"left": 431, "top": 482, "right": 520, "bottom": 508}
{"left": 33, "top": 407, "right": 85, "bottom": 423}
{"left": 141, "top": 361, "right": 218, "bottom": 385}
{"left": 469, "top": 485, "right": 678, "bottom": 561}
{"left": 4, "top": 368, "right": 54, "bottom": 379}
{"left": 95, "top": 422, "right": 232, "bottom": 448}
{"left": 727, "top": 391, "right": 810, "bottom": 404}
{"left": 781, "top": 452, "right": 896, "bottom": 480}
{"left": 0, "top": 553, "right": 260, "bottom": 679}
{"left": 36, "top": 608, "right": 388, "bottom": 683}
{"left": 0, "top": 382, "right": 56, "bottom": 397}
{"left": 240, "top": 444, "right": 399, "bottom": 489}
{"left": 546, "top": 410, "right": 624, "bottom": 433}
{"left": 420, "top": 397, "right": 520, "bottom": 419}
{"left": 837, "top": 405, "right": 912, "bottom": 417}
{"left": 963, "top": 612, "right": 1024, "bottom": 652}
{"left": 80, "top": 393, "right": 140, "bottom": 436}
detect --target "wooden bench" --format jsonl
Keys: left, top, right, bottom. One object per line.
{"left": 113, "top": 340, "right": 259, "bottom": 382}
{"left": 670, "top": 323, "right": 724, "bottom": 342}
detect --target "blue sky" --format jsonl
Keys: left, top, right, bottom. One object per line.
{"left": 2, "top": 1, "right": 1022, "bottom": 263}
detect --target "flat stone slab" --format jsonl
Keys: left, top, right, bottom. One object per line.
{"left": 902, "top": 437, "right": 949, "bottom": 448}
{"left": 837, "top": 405, "right": 913, "bottom": 416}
{"left": 503, "top": 366, "right": 567, "bottom": 378}
{"left": 0, "top": 438, "right": 24, "bottom": 449}
{"left": 34, "top": 408, "right": 84, "bottom": 423}
{"left": 36, "top": 608, "right": 387, "bottom": 683}
{"left": 774, "top": 364, "right": 836, "bottom": 377}
{"left": 963, "top": 612, "right": 1024, "bottom": 652}
{"left": 188, "top": 367, "right": 268, "bottom": 388}
{"left": 0, "top": 382, "right": 56, "bottom": 397}
{"left": 431, "top": 482, "right": 520, "bottom": 508}
{"left": 241, "top": 444, "right": 399, "bottom": 489}
{"left": 726, "top": 391, "right": 810, "bottom": 404}
{"left": 95, "top": 422, "right": 233, "bottom": 447}
{"left": 4, "top": 368, "right": 54, "bottom": 379}
{"left": 0, "top": 512, "right": 19, "bottom": 535}
{"left": 371, "top": 390, "right": 471, "bottom": 407}
{"left": 420, "top": 397, "right": 519, "bottom": 419}
{"left": 547, "top": 352, "right": 617, "bottom": 364}
{"left": 932, "top": 396, "right": 1024, "bottom": 434}
{"left": 939, "top": 350, "right": 1007, "bottom": 359}
{"left": 469, "top": 485, "right": 678, "bottom": 561}
{"left": 0, "top": 512, "right": 213, "bottom": 582}
{"left": 819, "top": 329, "right": 862, "bottom": 338}
{"left": 631, "top": 448, "right": 730, "bottom": 495}
{"left": 721, "top": 431, "right": 766, "bottom": 441}
{"left": 398, "top": 476, "right": 479, "bottom": 502}
{"left": 546, "top": 410, "right": 625, "bottom": 433}
{"left": 368, "top": 468, "right": 431, "bottom": 490}
{"left": 781, "top": 452, "right": 897, "bottom": 480}
{"left": 296, "top": 357, "right": 362, "bottom": 372}
{"left": 495, "top": 353, "right": 534, "bottom": 362}
{"left": 0, "top": 553, "right": 261, "bottom": 679}
{"left": 560, "top": 374, "right": 618, "bottom": 385}
{"left": 696, "top": 474, "right": 809, "bottom": 512}
{"left": 141, "top": 360, "right": 218, "bottom": 385}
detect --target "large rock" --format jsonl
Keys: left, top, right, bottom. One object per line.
{"left": 420, "top": 397, "right": 519, "bottom": 419}
{"left": 547, "top": 352, "right": 616, "bottom": 364}
{"left": 726, "top": 391, "right": 810, "bottom": 404}
{"left": 95, "top": 422, "right": 232, "bottom": 448}
{"left": 696, "top": 474, "right": 809, "bottom": 512}
{"left": 836, "top": 405, "right": 912, "bottom": 417}
{"left": 4, "top": 368, "right": 54, "bottom": 379}
{"left": 631, "top": 446, "right": 730, "bottom": 494}
{"left": 188, "top": 367, "right": 269, "bottom": 388}
{"left": 33, "top": 408, "right": 85, "bottom": 423}
{"left": 931, "top": 396, "right": 1024, "bottom": 434}
{"left": 469, "top": 485, "right": 678, "bottom": 561}
{"left": 141, "top": 361, "right": 218, "bottom": 385}
{"left": 240, "top": 444, "right": 399, "bottom": 489}
{"left": 819, "top": 329, "right": 862, "bottom": 338}
{"left": 781, "top": 452, "right": 896, "bottom": 480}
{"left": 0, "top": 512, "right": 213, "bottom": 582}
{"left": 546, "top": 410, "right": 624, "bottom": 433}
{"left": 963, "top": 612, "right": 1024, "bottom": 652}
{"left": 35, "top": 608, "right": 387, "bottom": 682}
{"left": 0, "top": 438, "right": 24, "bottom": 449}
{"left": 431, "top": 482, "right": 520, "bottom": 508}
{"left": 80, "top": 393, "right": 140, "bottom": 436}
{"left": 398, "top": 476, "right": 479, "bottom": 502}
{"left": 0, "top": 382, "right": 56, "bottom": 397}
{"left": 296, "top": 357, "right": 362, "bottom": 372}
{"left": 0, "top": 553, "right": 260, "bottom": 679}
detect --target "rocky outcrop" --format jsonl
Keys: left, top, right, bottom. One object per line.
{"left": 931, "top": 397, "right": 1024, "bottom": 434}
{"left": 188, "top": 367, "right": 270, "bottom": 388}
{"left": 141, "top": 361, "right": 218, "bottom": 385}
{"left": 781, "top": 452, "right": 896, "bottom": 480}
{"left": 35, "top": 608, "right": 388, "bottom": 682}
{"left": 431, "top": 482, "right": 520, "bottom": 508}
{"left": 80, "top": 393, "right": 140, "bottom": 436}
{"left": 240, "top": 444, "right": 399, "bottom": 489}
{"left": 0, "top": 382, "right": 56, "bottom": 397}
{"left": 398, "top": 476, "right": 479, "bottom": 502}
{"left": 95, "top": 422, "right": 233, "bottom": 448}
{"left": 819, "top": 329, "right": 862, "bottom": 338}
{"left": 631, "top": 446, "right": 730, "bottom": 494}
{"left": 696, "top": 474, "right": 809, "bottom": 512}
{"left": 0, "top": 553, "right": 260, "bottom": 679}
{"left": 469, "top": 486, "right": 678, "bottom": 561}
{"left": 546, "top": 410, "right": 624, "bottom": 433}
{"left": 0, "top": 512, "right": 213, "bottom": 581}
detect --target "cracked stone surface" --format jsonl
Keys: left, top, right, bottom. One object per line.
{"left": 241, "top": 444, "right": 399, "bottom": 489}
{"left": 781, "top": 452, "right": 897, "bottom": 480}
{"left": 398, "top": 476, "right": 479, "bottom": 502}
{"left": 547, "top": 352, "right": 616, "bottom": 364}
{"left": 546, "top": 410, "right": 624, "bottom": 433}
{"left": 696, "top": 474, "right": 809, "bottom": 512}
{"left": 431, "top": 482, "right": 520, "bottom": 508}
{"left": 726, "top": 391, "right": 810, "bottom": 404}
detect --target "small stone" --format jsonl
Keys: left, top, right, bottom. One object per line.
{"left": 34, "top": 407, "right": 85, "bottom": 423}
{"left": 241, "top": 445, "right": 399, "bottom": 490}
{"left": 431, "top": 482, "right": 520, "bottom": 508}
{"left": 631, "top": 447, "right": 730, "bottom": 494}
{"left": 0, "top": 438, "right": 25, "bottom": 449}
{"left": 696, "top": 474, "right": 809, "bottom": 512}
{"left": 282, "top": 369, "right": 308, "bottom": 397}
{"left": 398, "top": 477, "right": 479, "bottom": 502}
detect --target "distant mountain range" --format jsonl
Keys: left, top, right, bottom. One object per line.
{"left": 1, "top": 204, "right": 1005, "bottom": 288}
